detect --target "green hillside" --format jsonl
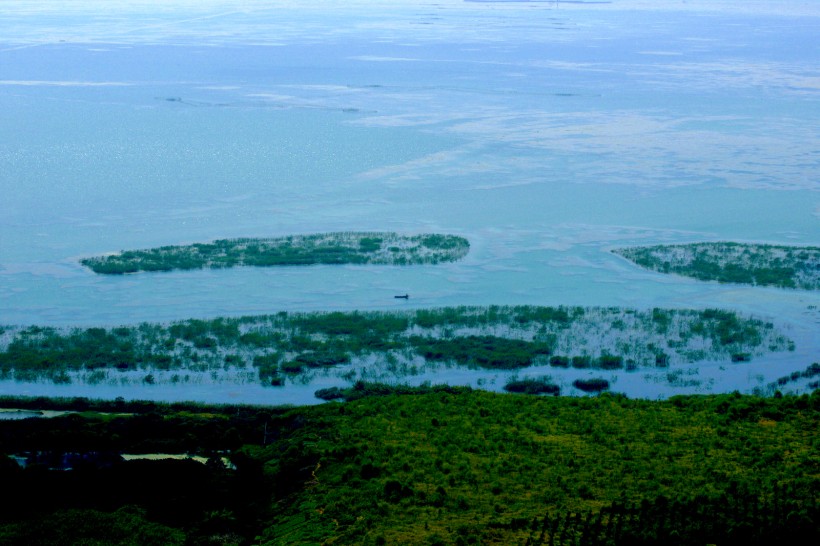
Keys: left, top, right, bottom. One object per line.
{"left": 1, "top": 390, "right": 817, "bottom": 545}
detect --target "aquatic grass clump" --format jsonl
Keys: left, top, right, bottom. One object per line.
{"left": 572, "top": 378, "right": 610, "bottom": 393}
{"left": 80, "top": 232, "right": 470, "bottom": 274}
{"left": 503, "top": 376, "right": 560, "bottom": 395}
{"left": 613, "top": 242, "right": 820, "bottom": 290}
{"left": 766, "top": 362, "right": 820, "bottom": 393}
{"left": 409, "top": 335, "right": 551, "bottom": 369}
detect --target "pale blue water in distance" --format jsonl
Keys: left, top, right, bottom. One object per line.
{"left": 1, "top": 0, "right": 818, "bottom": 404}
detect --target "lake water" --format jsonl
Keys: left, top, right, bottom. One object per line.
{"left": 1, "top": 0, "right": 818, "bottom": 404}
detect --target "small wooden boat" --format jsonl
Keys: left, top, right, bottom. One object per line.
{"left": 394, "top": 294, "right": 409, "bottom": 299}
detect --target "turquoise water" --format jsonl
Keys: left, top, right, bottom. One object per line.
{"left": 1, "top": 0, "right": 818, "bottom": 403}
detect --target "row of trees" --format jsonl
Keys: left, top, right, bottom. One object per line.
{"left": 524, "top": 484, "right": 819, "bottom": 545}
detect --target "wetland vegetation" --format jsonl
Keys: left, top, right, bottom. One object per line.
{"left": 613, "top": 242, "right": 820, "bottom": 290}
{"left": 0, "top": 306, "right": 791, "bottom": 387}
{"left": 80, "top": 232, "right": 470, "bottom": 274}
{"left": 766, "top": 362, "right": 820, "bottom": 393}
{"left": 0, "top": 390, "right": 817, "bottom": 545}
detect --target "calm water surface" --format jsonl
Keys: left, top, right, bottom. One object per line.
{"left": 1, "top": 0, "right": 818, "bottom": 403}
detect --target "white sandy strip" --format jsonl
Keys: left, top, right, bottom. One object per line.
{"left": 121, "top": 454, "right": 234, "bottom": 467}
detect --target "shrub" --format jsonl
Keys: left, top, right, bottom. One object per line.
{"left": 503, "top": 377, "right": 560, "bottom": 395}
{"left": 572, "top": 378, "right": 610, "bottom": 393}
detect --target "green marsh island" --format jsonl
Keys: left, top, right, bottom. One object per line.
{"left": 0, "top": 306, "right": 791, "bottom": 390}
{"left": 80, "top": 232, "right": 470, "bottom": 274}
{"left": 613, "top": 242, "right": 820, "bottom": 290}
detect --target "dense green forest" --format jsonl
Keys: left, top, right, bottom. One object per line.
{"left": 613, "top": 242, "right": 820, "bottom": 290}
{"left": 0, "top": 306, "right": 791, "bottom": 386}
{"left": 1, "top": 390, "right": 818, "bottom": 545}
{"left": 80, "top": 232, "right": 470, "bottom": 274}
